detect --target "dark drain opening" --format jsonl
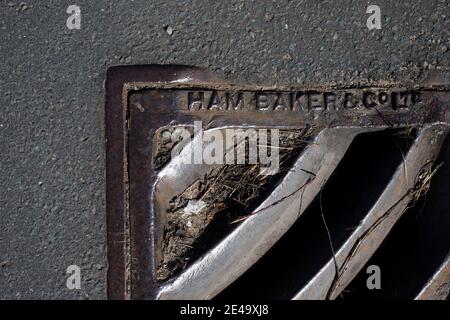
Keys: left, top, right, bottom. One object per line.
{"left": 338, "top": 134, "right": 450, "bottom": 300}
{"left": 215, "top": 128, "right": 415, "bottom": 300}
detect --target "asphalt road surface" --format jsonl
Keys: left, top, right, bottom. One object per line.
{"left": 0, "top": 0, "right": 449, "bottom": 299}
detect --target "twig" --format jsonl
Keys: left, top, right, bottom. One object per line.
{"left": 231, "top": 172, "right": 315, "bottom": 224}
{"left": 319, "top": 179, "right": 340, "bottom": 299}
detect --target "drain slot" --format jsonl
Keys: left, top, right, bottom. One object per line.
{"left": 216, "top": 128, "right": 415, "bottom": 300}
{"left": 338, "top": 134, "right": 450, "bottom": 300}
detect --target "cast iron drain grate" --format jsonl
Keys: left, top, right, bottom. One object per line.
{"left": 105, "top": 65, "right": 450, "bottom": 300}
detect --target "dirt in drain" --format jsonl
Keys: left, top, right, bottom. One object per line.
{"left": 156, "top": 128, "right": 314, "bottom": 281}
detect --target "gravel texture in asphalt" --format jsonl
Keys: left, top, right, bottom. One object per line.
{"left": 0, "top": 0, "right": 449, "bottom": 299}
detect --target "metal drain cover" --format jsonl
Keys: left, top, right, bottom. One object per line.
{"left": 105, "top": 65, "right": 450, "bottom": 300}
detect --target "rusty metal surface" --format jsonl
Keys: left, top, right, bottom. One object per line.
{"left": 105, "top": 65, "right": 450, "bottom": 300}
{"left": 105, "top": 65, "right": 219, "bottom": 299}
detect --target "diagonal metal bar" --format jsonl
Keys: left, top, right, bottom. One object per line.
{"left": 155, "top": 127, "right": 372, "bottom": 299}
{"left": 415, "top": 254, "right": 450, "bottom": 300}
{"left": 293, "top": 123, "right": 449, "bottom": 300}
{"left": 152, "top": 127, "right": 258, "bottom": 267}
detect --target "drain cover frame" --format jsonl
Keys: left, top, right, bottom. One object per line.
{"left": 105, "top": 65, "right": 450, "bottom": 300}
